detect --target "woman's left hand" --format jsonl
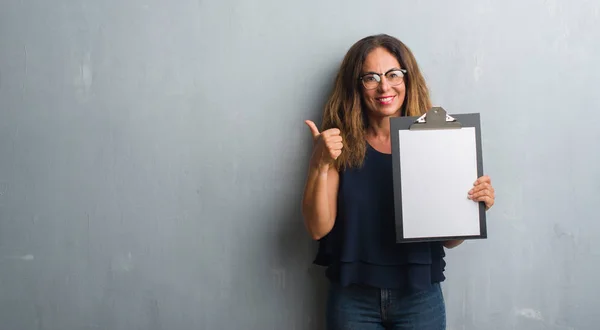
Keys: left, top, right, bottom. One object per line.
{"left": 468, "top": 175, "right": 495, "bottom": 210}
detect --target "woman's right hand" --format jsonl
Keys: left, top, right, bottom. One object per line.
{"left": 305, "top": 120, "right": 343, "bottom": 171}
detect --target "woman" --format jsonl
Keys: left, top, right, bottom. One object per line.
{"left": 301, "top": 34, "right": 495, "bottom": 329}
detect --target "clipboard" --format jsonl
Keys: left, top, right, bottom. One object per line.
{"left": 390, "top": 107, "right": 487, "bottom": 243}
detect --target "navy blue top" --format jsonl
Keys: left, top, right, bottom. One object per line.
{"left": 313, "top": 142, "right": 446, "bottom": 291}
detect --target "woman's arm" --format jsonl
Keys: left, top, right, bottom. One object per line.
{"left": 301, "top": 164, "right": 339, "bottom": 240}
{"left": 301, "top": 120, "right": 343, "bottom": 240}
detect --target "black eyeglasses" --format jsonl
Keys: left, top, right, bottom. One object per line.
{"left": 359, "top": 69, "right": 407, "bottom": 90}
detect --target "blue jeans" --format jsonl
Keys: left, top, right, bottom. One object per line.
{"left": 326, "top": 282, "right": 446, "bottom": 330}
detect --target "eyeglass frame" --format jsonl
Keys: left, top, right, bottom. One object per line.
{"left": 358, "top": 68, "right": 407, "bottom": 90}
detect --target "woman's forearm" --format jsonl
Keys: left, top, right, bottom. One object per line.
{"left": 301, "top": 165, "right": 338, "bottom": 240}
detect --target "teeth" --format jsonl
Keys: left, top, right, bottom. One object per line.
{"left": 379, "top": 97, "right": 393, "bottom": 102}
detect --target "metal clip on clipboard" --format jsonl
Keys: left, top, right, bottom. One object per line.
{"left": 409, "top": 107, "right": 462, "bottom": 130}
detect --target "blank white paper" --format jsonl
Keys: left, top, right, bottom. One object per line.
{"left": 398, "top": 127, "right": 480, "bottom": 239}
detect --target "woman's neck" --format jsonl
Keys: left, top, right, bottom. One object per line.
{"left": 366, "top": 114, "right": 394, "bottom": 141}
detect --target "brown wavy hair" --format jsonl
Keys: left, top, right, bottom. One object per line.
{"left": 320, "top": 34, "right": 432, "bottom": 170}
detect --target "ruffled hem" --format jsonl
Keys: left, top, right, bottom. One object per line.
{"left": 313, "top": 240, "right": 446, "bottom": 290}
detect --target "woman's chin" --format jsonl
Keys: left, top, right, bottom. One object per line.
{"left": 374, "top": 105, "right": 402, "bottom": 117}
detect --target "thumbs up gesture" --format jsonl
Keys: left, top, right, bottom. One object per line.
{"left": 305, "top": 120, "right": 343, "bottom": 170}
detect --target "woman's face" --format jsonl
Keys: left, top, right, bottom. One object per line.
{"left": 360, "top": 47, "right": 406, "bottom": 118}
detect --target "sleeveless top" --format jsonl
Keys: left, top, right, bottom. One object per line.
{"left": 313, "top": 142, "right": 446, "bottom": 292}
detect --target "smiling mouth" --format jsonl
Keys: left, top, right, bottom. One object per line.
{"left": 376, "top": 96, "right": 395, "bottom": 104}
